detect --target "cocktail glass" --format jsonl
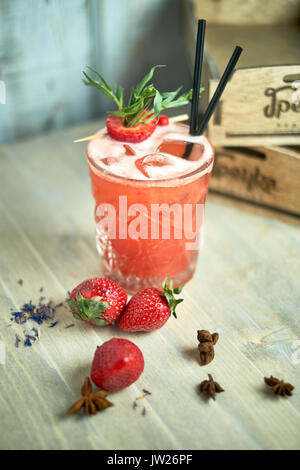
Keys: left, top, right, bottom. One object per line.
{"left": 87, "top": 127, "right": 214, "bottom": 292}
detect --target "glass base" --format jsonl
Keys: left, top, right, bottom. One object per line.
{"left": 99, "top": 255, "right": 198, "bottom": 294}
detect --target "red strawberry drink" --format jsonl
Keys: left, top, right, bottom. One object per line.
{"left": 82, "top": 66, "right": 214, "bottom": 291}
{"left": 87, "top": 121, "right": 213, "bottom": 292}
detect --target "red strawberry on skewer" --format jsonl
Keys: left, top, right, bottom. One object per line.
{"left": 67, "top": 277, "right": 127, "bottom": 326}
{"left": 118, "top": 277, "right": 184, "bottom": 332}
{"left": 158, "top": 114, "right": 169, "bottom": 126}
{"left": 106, "top": 112, "right": 158, "bottom": 143}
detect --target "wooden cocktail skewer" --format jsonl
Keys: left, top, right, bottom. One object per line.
{"left": 168, "top": 113, "right": 189, "bottom": 123}
{"left": 73, "top": 113, "right": 189, "bottom": 143}
{"left": 73, "top": 132, "right": 107, "bottom": 143}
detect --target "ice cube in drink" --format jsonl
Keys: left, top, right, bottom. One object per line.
{"left": 87, "top": 122, "right": 214, "bottom": 292}
{"left": 135, "top": 154, "right": 174, "bottom": 178}
{"left": 157, "top": 139, "right": 205, "bottom": 161}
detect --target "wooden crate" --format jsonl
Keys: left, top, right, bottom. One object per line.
{"left": 191, "top": 0, "right": 300, "bottom": 25}
{"left": 181, "top": 2, "right": 300, "bottom": 112}
{"left": 208, "top": 65, "right": 300, "bottom": 147}
{"left": 181, "top": 3, "right": 300, "bottom": 216}
{"left": 210, "top": 145, "right": 300, "bottom": 216}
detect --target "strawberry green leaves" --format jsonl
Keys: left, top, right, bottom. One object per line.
{"left": 82, "top": 65, "right": 203, "bottom": 127}
{"left": 162, "top": 277, "right": 184, "bottom": 319}
{"left": 66, "top": 291, "right": 110, "bottom": 325}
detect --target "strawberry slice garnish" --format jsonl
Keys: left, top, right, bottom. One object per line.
{"left": 106, "top": 113, "right": 158, "bottom": 143}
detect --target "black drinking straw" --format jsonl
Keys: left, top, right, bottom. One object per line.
{"left": 189, "top": 19, "right": 206, "bottom": 135}
{"left": 196, "top": 45, "right": 243, "bottom": 135}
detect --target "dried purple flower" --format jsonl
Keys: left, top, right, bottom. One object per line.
{"left": 15, "top": 334, "right": 21, "bottom": 348}
{"left": 32, "top": 328, "right": 39, "bottom": 339}
{"left": 11, "top": 312, "right": 27, "bottom": 324}
{"left": 24, "top": 336, "right": 32, "bottom": 347}
{"left": 9, "top": 295, "right": 61, "bottom": 347}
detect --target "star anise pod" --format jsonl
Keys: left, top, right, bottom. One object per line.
{"left": 199, "top": 374, "right": 224, "bottom": 400}
{"left": 197, "top": 330, "right": 219, "bottom": 366}
{"left": 264, "top": 376, "right": 294, "bottom": 397}
{"left": 67, "top": 377, "right": 114, "bottom": 415}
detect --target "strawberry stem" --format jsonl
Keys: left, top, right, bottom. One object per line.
{"left": 66, "top": 292, "right": 110, "bottom": 325}
{"left": 162, "top": 277, "right": 184, "bottom": 318}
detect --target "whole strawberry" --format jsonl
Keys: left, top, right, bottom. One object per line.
{"left": 67, "top": 277, "right": 127, "bottom": 326}
{"left": 118, "top": 278, "right": 183, "bottom": 332}
{"left": 91, "top": 338, "right": 144, "bottom": 391}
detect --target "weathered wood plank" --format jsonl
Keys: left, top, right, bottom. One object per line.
{"left": 0, "top": 204, "right": 182, "bottom": 450}
{"left": 0, "top": 119, "right": 299, "bottom": 449}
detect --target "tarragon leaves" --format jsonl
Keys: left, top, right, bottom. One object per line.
{"left": 82, "top": 65, "right": 203, "bottom": 127}
{"left": 83, "top": 67, "right": 123, "bottom": 109}
{"left": 153, "top": 89, "right": 163, "bottom": 119}
{"left": 133, "top": 64, "right": 165, "bottom": 98}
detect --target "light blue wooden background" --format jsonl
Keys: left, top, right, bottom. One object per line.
{"left": 0, "top": 0, "right": 191, "bottom": 144}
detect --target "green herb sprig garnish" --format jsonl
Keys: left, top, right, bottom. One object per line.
{"left": 83, "top": 65, "right": 203, "bottom": 127}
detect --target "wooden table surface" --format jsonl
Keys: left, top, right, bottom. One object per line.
{"left": 0, "top": 120, "right": 299, "bottom": 450}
